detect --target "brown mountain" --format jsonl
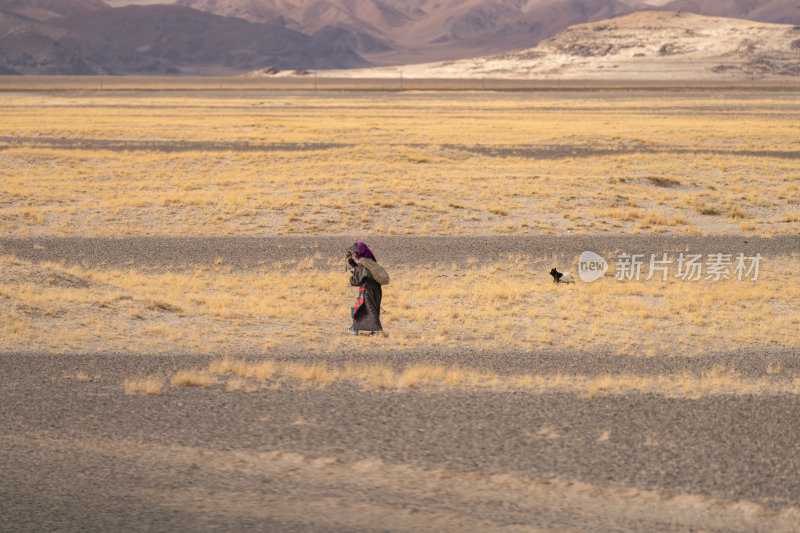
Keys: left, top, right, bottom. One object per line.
{"left": 174, "top": 0, "right": 799, "bottom": 66}
{"left": 661, "top": 0, "right": 762, "bottom": 18}
{"left": 660, "top": 0, "right": 800, "bottom": 24}
{"left": 0, "top": 0, "right": 109, "bottom": 73}
{"left": 0, "top": 0, "right": 108, "bottom": 21}
{"left": 749, "top": 0, "right": 800, "bottom": 25}
{"left": 0, "top": 2, "right": 368, "bottom": 74}
{"left": 175, "top": 0, "right": 640, "bottom": 64}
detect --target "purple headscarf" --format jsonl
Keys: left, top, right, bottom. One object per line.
{"left": 349, "top": 241, "right": 377, "bottom": 262}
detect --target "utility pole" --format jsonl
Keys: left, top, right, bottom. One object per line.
{"left": 400, "top": 70, "right": 403, "bottom": 91}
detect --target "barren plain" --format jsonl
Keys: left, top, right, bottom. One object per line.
{"left": 1, "top": 85, "right": 799, "bottom": 532}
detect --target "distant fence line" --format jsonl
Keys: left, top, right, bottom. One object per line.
{"left": 0, "top": 76, "right": 798, "bottom": 92}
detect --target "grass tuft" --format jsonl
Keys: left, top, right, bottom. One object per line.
{"left": 171, "top": 370, "right": 212, "bottom": 388}
{"left": 696, "top": 203, "right": 721, "bottom": 216}
{"left": 727, "top": 205, "right": 748, "bottom": 219}
{"left": 124, "top": 375, "right": 165, "bottom": 395}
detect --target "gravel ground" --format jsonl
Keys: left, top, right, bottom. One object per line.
{"left": 1, "top": 234, "right": 795, "bottom": 271}
{"left": 0, "top": 136, "right": 347, "bottom": 153}
{"left": 3, "top": 136, "right": 799, "bottom": 160}
{"left": 2, "top": 236, "right": 799, "bottom": 532}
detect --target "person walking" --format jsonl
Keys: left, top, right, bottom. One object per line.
{"left": 346, "top": 242, "right": 389, "bottom": 336}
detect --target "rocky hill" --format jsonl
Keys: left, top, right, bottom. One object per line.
{"left": 316, "top": 11, "right": 800, "bottom": 79}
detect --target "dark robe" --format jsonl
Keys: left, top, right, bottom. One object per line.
{"left": 350, "top": 264, "right": 383, "bottom": 332}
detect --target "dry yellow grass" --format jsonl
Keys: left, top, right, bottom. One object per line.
{"left": 163, "top": 357, "right": 800, "bottom": 398}
{"left": 225, "top": 377, "right": 258, "bottom": 393}
{"left": 1, "top": 253, "right": 798, "bottom": 356}
{"left": 1, "top": 92, "right": 798, "bottom": 237}
{"left": 170, "top": 370, "right": 212, "bottom": 388}
{"left": 124, "top": 375, "right": 165, "bottom": 395}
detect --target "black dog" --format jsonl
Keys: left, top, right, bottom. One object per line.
{"left": 550, "top": 268, "right": 574, "bottom": 283}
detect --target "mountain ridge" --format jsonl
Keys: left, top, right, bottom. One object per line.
{"left": 175, "top": 0, "right": 800, "bottom": 65}
{"left": 1, "top": 0, "right": 799, "bottom": 75}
